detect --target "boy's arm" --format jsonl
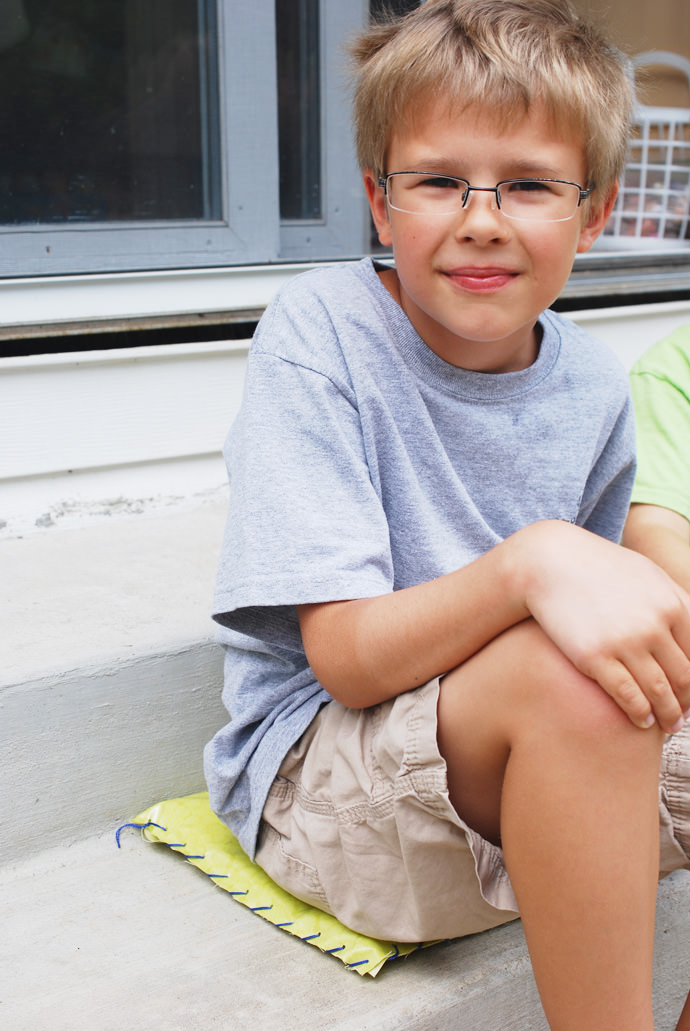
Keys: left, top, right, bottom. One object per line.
{"left": 624, "top": 504, "right": 690, "bottom": 596}
{"left": 299, "top": 518, "right": 690, "bottom": 734}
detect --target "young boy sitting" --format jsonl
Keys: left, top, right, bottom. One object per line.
{"left": 624, "top": 327, "right": 690, "bottom": 595}
{"left": 205, "top": 2, "right": 690, "bottom": 1027}
{"left": 624, "top": 328, "right": 690, "bottom": 1031}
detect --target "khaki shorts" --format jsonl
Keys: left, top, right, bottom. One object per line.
{"left": 255, "top": 679, "right": 690, "bottom": 943}
{"left": 660, "top": 717, "right": 690, "bottom": 877}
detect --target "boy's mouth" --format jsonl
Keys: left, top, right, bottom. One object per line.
{"left": 443, "top": 267, "right": 518, "bottom": 292}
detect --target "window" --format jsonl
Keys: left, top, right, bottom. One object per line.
{"left": 1, "top": 0, "right": 259, "bottom": 273}
{"left": 0, "top": 1, "right": 221, "bottom": 226}
{"left": 0, "top": 0, "right": 367, "bottom": 276}
{"left": 276, "top": 1, "right": 368, "bottom": 260}
{"left": 0, "top": 0, "right": 688, "bottom": 303}
{"left": 278, "top": 0, "right": 322, "bottom": 222}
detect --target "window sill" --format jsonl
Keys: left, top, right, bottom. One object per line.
{"left": 1, "top": 251, "right": 689, "bottom": 344}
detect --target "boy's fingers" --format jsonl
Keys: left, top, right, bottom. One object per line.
{"left": 606, "top": 664, "right": 657, "bottom": 730}
{"left": 670, "top": 611, "right": 690, "bottom": 704}
{"left": 653, "top": 636, "right": 690, "bottom": 715}
{"left": 585, "top": 654, "right": 652, "bottom": 728}
{"left": 592, "top": 654, "right": 683, "bottom": 733}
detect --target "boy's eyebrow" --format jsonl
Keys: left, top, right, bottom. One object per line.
{"left": 394, "top": 155, "right": 572, "bottom": 180}
{"left": 390, "top": 156, "right": 460, "bottom": 173}
{"left": 505, "top": 158, "right": 572, "bottom": 179}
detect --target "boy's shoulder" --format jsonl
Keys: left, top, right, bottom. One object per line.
{"left": 542, "top": 308, "right": 629, "bottom": 387}
{"left": 251, "top": 257, "right": 396, "bottom": 372}
{"left": 264, "top": 258, "right": 379, "bottom": 323}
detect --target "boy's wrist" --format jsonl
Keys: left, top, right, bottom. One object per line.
{"left": 503, "top": 519, "right": 577, "bottom": 617}
{"left": 495, "top": 523, "right": 544, "bottom": 622}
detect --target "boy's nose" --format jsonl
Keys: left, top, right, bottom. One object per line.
{"left": 454, "top": 187, "right": 509, "bottom": 239}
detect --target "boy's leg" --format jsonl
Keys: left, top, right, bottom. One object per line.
{"left": 438, "top": 618, "right": 664, "bottom": 1031}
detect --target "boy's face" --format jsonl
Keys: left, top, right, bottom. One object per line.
{"left": 365, "top": 101, "right": 615, "bottom": 372}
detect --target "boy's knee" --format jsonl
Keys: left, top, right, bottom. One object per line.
{"left": 441, "top": 619, "right": 662, "bottom": 771}
{"left": 511, "top": 620, "right": 659, "bottom": 753}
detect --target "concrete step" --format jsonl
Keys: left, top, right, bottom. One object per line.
{"left": 1, "top": 828, "right": 689, "bottom": 1031}
{"left": 2, "top": 501, "right": 690, "bottom": 1030}
{"left": 0, "top": 500, "right": 228, "bottom": 862}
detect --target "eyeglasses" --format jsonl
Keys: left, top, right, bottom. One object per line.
{"left": 378, "top": 171, "right": 593, "bottom": 222}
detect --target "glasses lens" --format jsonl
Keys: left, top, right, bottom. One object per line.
{"left": 498, "top": 180, "right": 580, "bottom": 221}
{"left": 387, "top": 172, "right": 467, "bottom": 214}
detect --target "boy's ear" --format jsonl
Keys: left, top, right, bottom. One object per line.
{"left": 363, "top": 169, "right": 393, "bottom": 248}
{"left": 576, "top": 183, "right": 618, "bottom": 254}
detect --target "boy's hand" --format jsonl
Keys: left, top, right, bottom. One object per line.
{"left": 516, "top": 521, "right": 690, "bottom": 734}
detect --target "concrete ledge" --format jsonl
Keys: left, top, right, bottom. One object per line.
{"left": 1, "top": 830, "right": 689, "bottom": 1031}
{"left": 0, "top": 501, "right": 228, "bottom": 861}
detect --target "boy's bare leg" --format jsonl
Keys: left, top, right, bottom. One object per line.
{"left": 438, "top": 619, "right": 664, "bottom": 1031}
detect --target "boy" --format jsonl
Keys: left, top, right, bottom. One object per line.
{"left": 624, "top": 329, "right": 690, "bottom": 1031}
{"left": 205, "top": 3, "right": 690, "bottom": 1027}
{"left": 624, "top": 328, "right": 690, "bottom": 594}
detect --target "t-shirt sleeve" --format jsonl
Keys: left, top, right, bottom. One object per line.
{"left": 578, "top": 389, "right": 636, "bottom": 543}
{"left": 213, "top": 322, "right": 394, "bottom": 634}
{"left": 630, "top": 351, "right": 690, "bottom": 524}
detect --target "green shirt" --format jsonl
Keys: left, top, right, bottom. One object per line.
{"left": 630, "top": 326, "right": 690, "bottom": 524}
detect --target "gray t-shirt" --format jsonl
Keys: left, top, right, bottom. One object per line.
{"left": 204, "top": 257, "right": 635, "bottom": 858}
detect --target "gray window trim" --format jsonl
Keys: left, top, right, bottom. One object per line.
{"left": 278, "top": 0, "right": 370, "bottom": 261}
{"left": 566, "top": 250, "right": 690, "bottom": 301}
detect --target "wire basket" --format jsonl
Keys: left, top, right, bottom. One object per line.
{"left": 602, "top": 51, "right": 690, "bottom": 249}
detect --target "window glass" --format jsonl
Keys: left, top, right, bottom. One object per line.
{"left": 276, "top": 0, "right": 321, "bottom": 221}
{"left": 369, "top": 0, "right": 419, "bottom": 18}
{"left": 0, "top": 0, "right": 221, "bottom": 226}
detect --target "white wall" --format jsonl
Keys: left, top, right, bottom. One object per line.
{"left": 3, "top": 297, "right": 690, "bottom": 539}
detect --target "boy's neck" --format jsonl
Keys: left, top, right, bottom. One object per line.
{"left": 377, "top": 266, "right": 541, "bottom": 374}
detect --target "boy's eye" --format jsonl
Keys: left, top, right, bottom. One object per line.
{"left": 417, "top": 176, "right": 462, "bottom": 190}
{"left": 504, "top": 179, "right": 554, "bottom": 194}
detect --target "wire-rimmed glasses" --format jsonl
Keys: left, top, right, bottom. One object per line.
{"left": 378, "top": 171, "right": 593, "bottom": 222}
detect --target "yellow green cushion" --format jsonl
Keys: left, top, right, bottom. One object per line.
{"left": 118, "top": 791, "right": 436, "bottom": 976}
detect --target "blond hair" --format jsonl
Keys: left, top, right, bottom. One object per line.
{"left": 350, "top": 0, "right": 633, "bottom": 196}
